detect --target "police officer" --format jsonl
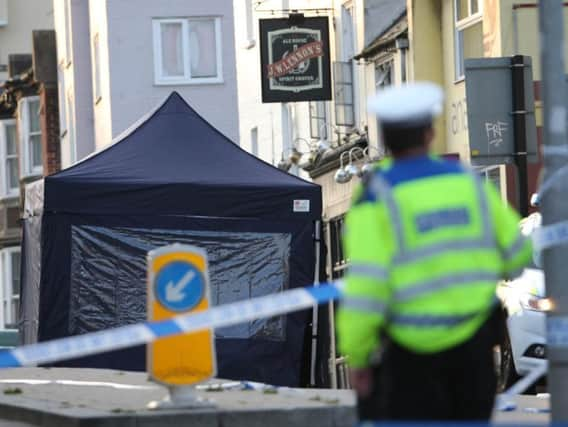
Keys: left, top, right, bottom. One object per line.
{"left": 336, "top": 82, "right": 532, "bottom": 421}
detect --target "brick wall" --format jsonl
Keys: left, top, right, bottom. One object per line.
{"left": 39, "top": 84, "right": 61, "bottom": 176}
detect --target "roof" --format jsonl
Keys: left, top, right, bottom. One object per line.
{"left": 361, "top": 0, "right": 407, "bottom": 53}
{"left": 44, "top": 92, "right": 321, "bottom": 220}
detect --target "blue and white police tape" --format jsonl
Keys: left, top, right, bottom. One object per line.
{"left": 532, "top": 219, "right": 568, "bottom": 252}
{"left": 0, "top": 281, "right": 343, "bottom": 369}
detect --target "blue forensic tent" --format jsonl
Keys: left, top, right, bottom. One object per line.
{"left": 20, "top": 92, "right": 322, "bottom": 387}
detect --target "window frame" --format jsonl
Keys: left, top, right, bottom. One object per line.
{"left": 0, "top": 120, "right": 19, "bottom": 198}
{"left": 0, "top": 247, "right": 20, "bottom": 330}
{"left": 0, "top": 0, "right": 8, "bottom": 27}
{"left": 93, "top": 32, "right": 102, "bottom": 104}
{"left": 67, "top": 90, "right": 77, "bottom": 164}
{"left": 340, "top": 3, "right": 355, "bottom": 62}
{"left": 152, "top": 17, "right": 224, "bottom": 86}
{"left": 333, "top": 61, "right": 355, "bottom": 128}
{"left": 244, "top": 0, "right": 256, "bottom": 48}
{"left": 64, "top": 0, "right": 73, "bottom": 67}
{"left": 309, "top": 101, "right": 328, "bottom": 140}
{"left": 58, "top": 66, "right": 68, "bottom": 137}
{"left": 18, "top": 96, "right": 43, "bottom": 178}
{"left": 250, "top": 126, "right": 258, "bottom": 156}
{"left": 328, "top": 215, "right": 347, "bottom": 279}
{"left": 477, "top": 164, "right": 501, "bottom": 193}
{"left": 454, "top": 0, "right": 483, "bottom": 81}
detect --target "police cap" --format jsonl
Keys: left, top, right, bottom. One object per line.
{"left": 367, "top": 82, "right": 444, "bottom": 129}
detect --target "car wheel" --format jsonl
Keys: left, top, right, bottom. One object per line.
{"left": 496, "top": 329, "right": 519, "bottom": 393}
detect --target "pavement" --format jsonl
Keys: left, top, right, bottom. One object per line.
{"left": 493, "top": 394, "right": 550, "bottom": 425}
{"left": 0, "top": 367, "right": 356, "bottom": 427}
{"left": 0, "top": 367, "right": 551, "bottom": 426}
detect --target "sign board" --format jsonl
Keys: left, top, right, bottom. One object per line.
{"left": 147, "top": 244, "right": 216, "bottom": 386}
{"left": 259, "top": 15, "right": 332, "bottom": 103}
{"left": 464, "top": 57, "right": 538, "bottom": 166}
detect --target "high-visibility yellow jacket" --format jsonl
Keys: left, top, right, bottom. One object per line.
{"left": 337, "top": 155, "right": 532, "bottom": 368}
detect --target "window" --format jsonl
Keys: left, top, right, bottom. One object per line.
{"left": 341, "top": 5, "right": 355, "bottom": 61}
{"left": 477, "top": 165, "right": 501, "bottom": 194}
{"left": 250, "top": 127, "right": 258, "bottom": 156}
{"left": 0, "top": 247, "right": 20, "bottom": 330}
{"left": 93, "top": 33, "right": 102, "bottom": 103}
{"left": 18, "top": 97, "right": 43, "bottom": 177}
{"left": 0, "top": 121, "right": 18, "bottom": 197}
{"left": 334, "top": 62, "right": 355, "bottom": 127}
{"left": 67, "top": 91, "right": 76, "bottom": 164}
{"left": 454, "top": 0, "right": 483, "bottom": 80}
{"left": 64, "top": 0, "right": 73, "bottom": 65}
{"left": 58, "top": 68, "right": 67, "bottom": 136}
{"left": 153, "top": 17, "right": 223, "bottom": 85}
{"left": 0, "top": 0, "right": 8, "bottom": 27}
{"left": 309, "top": 102, "right": 328, "bottom": 140}
{"left": 244, "top": 0, "right": 255, "bottom": 48}
{"left": 375, "top": 61, "right": 393, "bottom": 90}
{"left": 375, "top": 61, "right": 394, "bottom": 142}
{"left": 328, "top": 216, "right": 347, "bottom": 279}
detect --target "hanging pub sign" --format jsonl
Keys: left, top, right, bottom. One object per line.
{"left": 259, "top": 15, "right": 332, "bottom": 103}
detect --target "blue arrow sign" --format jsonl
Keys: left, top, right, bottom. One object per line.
{"left": 155, "top": 261, "right": 205, "bottom": 312}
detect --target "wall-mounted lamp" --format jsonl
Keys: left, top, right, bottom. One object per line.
{"left": 334, "top": 147, "right": 367, "bottom": 184}
{"left": 359, "top": 146, "right": 383, "bottom": 175}
{"left": 317, "top": 123, "right": 339, "bottom": 152}
{"left": 334, "top": 151, "right": 352, "bottom": 183}
{"left": 278, "top": 135, "right": 333, "bottom": 172}
{"left": 333, "top": 146, "right": 385, "bottom": 184}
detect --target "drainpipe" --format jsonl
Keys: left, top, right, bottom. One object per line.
{"left": 395, "top": 38, "right": 409, "bottom": 83}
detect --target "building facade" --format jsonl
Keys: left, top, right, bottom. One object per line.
{"left": 234, "top": 0, "right": 326, "bottom": 173}
{"left": 406, "top": 0, "right": 568, "bottom": 211}
{"left": 233, "top": 0, "right": 409, "bottom": 387}
{"left": 54, "top": 0, "right": 240, "bottom": 169}
{"left": 0, "top": 0, "right": 54, "bottom": 333}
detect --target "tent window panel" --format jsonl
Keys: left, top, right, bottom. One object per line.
{"left": 70, "top": 225, "right": 291, "bottom": 341}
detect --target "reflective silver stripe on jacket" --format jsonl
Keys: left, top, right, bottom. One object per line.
{"left": 341, "top": 296, "right": 388, "bottom": 315}
{"left": 369, "top": 174, "right": 406, "bottom": 253}
{"left": 390, "top": 296, "right": 500, "bottom": 327}
{"left": 393, "top": 271, "right": 501, "bottom": 301}
{"left": 349, "top": 263, "right": 390, "bottom": 281}
{"left": 367, "top": 170, "right": 496, "bottom": 265}
{"left": 390, "top": 312, "right": 479, "bottom": 327}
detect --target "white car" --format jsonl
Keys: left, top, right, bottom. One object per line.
{"left": 496, "top": 212, "right": 548, "bottom": 392}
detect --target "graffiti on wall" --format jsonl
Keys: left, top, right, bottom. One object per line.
{"left": 450, "top": 97, "right": 468, "bottom": 135}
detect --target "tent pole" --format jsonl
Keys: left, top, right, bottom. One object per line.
{"left": 310, "top": 220, "right": 321, "bottom": 387}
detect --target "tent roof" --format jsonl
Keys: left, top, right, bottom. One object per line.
{"left": 45, "top": 92, "right": 321, "bottom": 220}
